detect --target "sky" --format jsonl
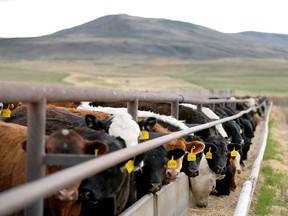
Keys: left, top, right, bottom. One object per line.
{"left": 0, "top": 0, "right": 288, "bottom": 38}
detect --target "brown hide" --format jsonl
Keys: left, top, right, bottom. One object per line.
{"left": 47, "top": 104, "right": 110, "bottom": 120}
{"left": 0, "top": 122, "right": 27, "bottom": 191}
{"left": 0, "top": 122, "right": 108, "bottom": 216}
{"left": 150, "top": 123, "right": 186, "bottom": 184}
{"left": 185, "top": 140, "right": 205, "bottom": 155}
{"left": 48, "top": 102, "right": 80, "bottom": 109}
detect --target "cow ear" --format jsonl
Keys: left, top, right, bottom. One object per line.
{"left": 186, "top": 140, "right": 205, "bottom": 154}
{"left": 22, "top": 136, "right": 49, "bottom": 152}
{"left": 227, "top": 143, "right": 241, "bottom": 151}
{"left": 167, "top": 149, "right": 185, "bottom": 160}
{"left": 139, "top": 117, "right": 157, "bottom": 131}
{"left": 85, "top": 114, "right": 102, "bottom": 129}
{"left": 85, "top": 114, "right": 112, "bottom": 133}
{"left": 21, "top": 140, "right": 27, "bottom": 151}
{"left": 134, "top": 153, "right": 146, "bottom": 166}
{"left": 84, "top": 140, "right": 109, "bottom": 155}
{"left": 204, "top": 143, "right": 218, "bottom": 153}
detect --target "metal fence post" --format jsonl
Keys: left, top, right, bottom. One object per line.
{"left": 171, "top": 101, "right": 179, "bottom": 119}
{"left": 197, "top": 104, "right": 202, "bottom": 111}
{"left": 25, "top": 98, "right": 46, "bottom": 216}
{"left": 127, "top": 99, "right": 138, "bottom": 121}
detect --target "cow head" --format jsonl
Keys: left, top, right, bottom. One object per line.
{"left": 204, "top": 136, "right": 229, "bottom": 175}
{"left": 82, "top": 107, "right": 141, "bottom": 148}
{"left": 78, "top": 131, "right": 137, "bottom": 209}
{"left": 241, "top": 118, "right": 255, "bottom": 139}
{"left": 137, "top": 116, "right": 157, "bottom": 133}
{"left": 79, "top": 161, "right": 129, "bottom": 205}
{"left": 223, "top": 120, "right": 244, "bottom": 144}
{"left": 163, "top": 139, "right": 186, "bottom": 184}
{"left": 136, "top": 145, "right": 168, "bottom": 196}
{"left": 23, "top": 129, "right": 109, "bottom": 216}
{"left": 85, "top": 114, "right": 113, "bottom": 133}
{"left": 181, "top": 140, "right": 205, "bottom": 177}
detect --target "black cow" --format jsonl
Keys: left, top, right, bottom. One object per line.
{"left": 89, "top": 101, "right": 219, "bottom": 140}
{"left": 135, "top": 145, "right": 168, "bottom": 200}
{"left": 5, "top": 106, "right": 144, "bottom": 215}
{"left": 79, "top": 115, "right": 157, "bottom": 215}
{"left": 211, "top": 143, "right": 241, "bottom": 196}
{"left": 189, "top": 135, "right": 231, "bottom": 207}
{"left": 180, "top": 136, "right": 205, "bottom": 178}
{"left": 214, "top": 107, "right": 254, "bottom": 164}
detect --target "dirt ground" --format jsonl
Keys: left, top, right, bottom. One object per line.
{"left": 186, "top": 104, "right": 288, "bottom": 216}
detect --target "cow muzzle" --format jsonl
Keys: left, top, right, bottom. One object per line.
{"left": 215, "top": 166, "right": 227, "bottom": 175}
{"left": 185, "top": 169, "right": 199, "bottom": 178}
{"left": 56, "top": 188, "right": 78, "bottom": 201}
{"left": 164, "top": 169, "right": 179, "bottom": 184}
{"left": 149, "top": 183, "right": 162, "bottom": 193}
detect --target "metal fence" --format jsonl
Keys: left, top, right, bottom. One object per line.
{"left": 0, "top": 82, "right": 266, "bottom": 216}
{"left": 234, "top": 101, "right": 272, "bottom": 216}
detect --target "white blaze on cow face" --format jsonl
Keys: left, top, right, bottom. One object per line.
{"left": 61, "top": 129, "right": 70, "bottom": 136}
{"left": 77, "top": 103, "right": 141, "bottom": 147}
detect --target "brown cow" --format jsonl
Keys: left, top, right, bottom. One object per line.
{"left": 0, "top": 121, "right": 109, "bottom": 216}
{"left": 149, "top": 123, "right": 204, "bottom": 184}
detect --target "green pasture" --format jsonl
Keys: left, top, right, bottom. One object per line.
{"left": 255, "top": 120, "right": 287, "bottom": 216}
{"left": 0, "top": 66, "right": 69, "bottom": 86}
{"left": 0, "top": 58, "right": 288, "bottom": 96}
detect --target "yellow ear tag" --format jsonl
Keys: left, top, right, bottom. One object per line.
{"left": 94, "top": 149, "right": 98, "bottom": 156}
{"left": 187, "top": 146, "right": 196, "bottom": 161}
{"left": 206, "top": 147, "right": 212, "bottom": 159}
{"left": 139, "top": 126, "right": 149, "bottom": 140}
{"left": 240, "top": 129, "right": 243, "bottom": 134}
{"left": 2, "top": 104, "right": 11, "bottom": 118}
{"left": 231, "top": 147, "right": 238, "bottom": 157}
{"left": 125, "top": 159, "right": 135, "bottom": 173}
{"left": 167, "top": 156, "right": 177, "bottom": 169}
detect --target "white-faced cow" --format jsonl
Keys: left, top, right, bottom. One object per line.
{"left": 77, "top": 102, "right": 141, "bottom": 148}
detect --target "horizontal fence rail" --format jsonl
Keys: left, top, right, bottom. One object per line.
{"left": 0, "top": 82, "right": 266, "bottom": 216}
{"left": 234, "top": 101, "right": 272, "bottom": 216}
{"left": 0, "top": 83, "right": 249, "bottom": 105}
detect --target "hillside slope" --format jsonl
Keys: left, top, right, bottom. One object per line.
{"left": 1, "top": 14, "right": 288, "bottom": 60}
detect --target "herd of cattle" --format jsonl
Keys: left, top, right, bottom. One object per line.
{"left": 0, "top": 96, "right": 267, "bottom": 216}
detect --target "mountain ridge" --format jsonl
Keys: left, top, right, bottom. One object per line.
{"left": 1, "top": 14, "right": 288, "bottom": 60}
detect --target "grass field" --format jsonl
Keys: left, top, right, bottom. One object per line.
{"left": 0, "top": 58, "right": 288, "bottom": 97}
{"left": 0, "top": 65, "right": 69, "bottom": 85}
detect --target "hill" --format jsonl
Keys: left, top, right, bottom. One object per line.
{"left": 1, "top": 14, "right": 288, "bottom": 60}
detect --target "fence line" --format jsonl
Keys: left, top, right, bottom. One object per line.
{"left": 234, "top": 101, "right": 273, "bottom": 216}
{"left": 0, "top": 83, "right": 247, "bottom": 104}
{"left": 0, "top": 83, "right": 265, "bottom": 216}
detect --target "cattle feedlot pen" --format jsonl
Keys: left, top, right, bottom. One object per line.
{"left": 0, "top": 83, "right": 268, "bottom": 216}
